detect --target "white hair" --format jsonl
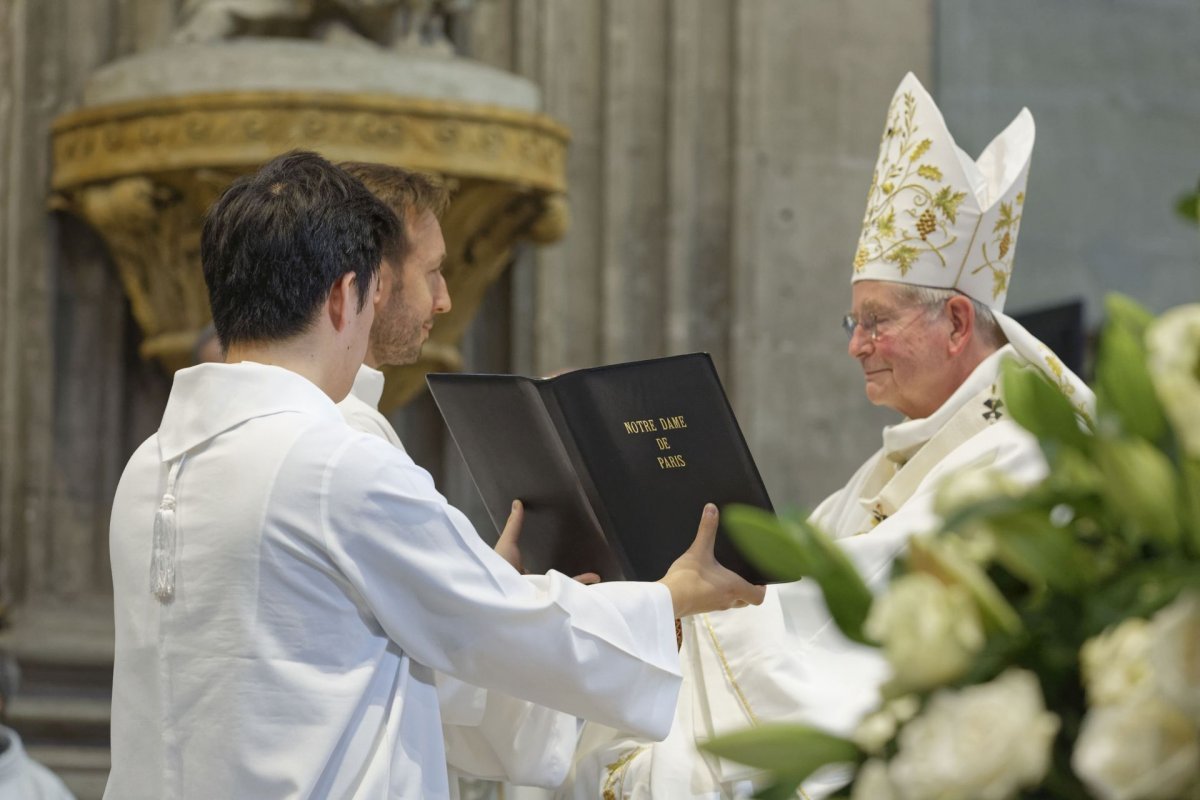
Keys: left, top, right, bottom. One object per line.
{"left": 893, "top": 285, "right": 1007, "bottom": 350}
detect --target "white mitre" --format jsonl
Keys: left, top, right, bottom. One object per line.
{"left": 853, "top": 72, "right": 1094, "bottom": 417}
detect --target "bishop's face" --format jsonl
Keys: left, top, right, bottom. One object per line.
{"left": 367, "top": 210, "right": 451, "bottom": 368}
{"left": 846, "top": 280, "right": 955, "bottom": 420}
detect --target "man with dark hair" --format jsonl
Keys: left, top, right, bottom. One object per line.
{"left": 106, "top": 150, "right": 763, "bottom": 800}
{"left": 202, "top": 151, "right": 399, "bottom": 344}
{"left": 190, "top": 322, "right": 222, "bottom": 364}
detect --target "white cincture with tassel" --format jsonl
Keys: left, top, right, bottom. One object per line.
{"left": 151, "top": 455, "right": 186, "bottom": 603}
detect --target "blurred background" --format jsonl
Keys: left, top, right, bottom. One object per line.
{"left": 0, "top": 0, "right": 1197, "bottom": 796}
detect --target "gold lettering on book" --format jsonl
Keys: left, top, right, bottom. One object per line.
{"left": 624, "top": 414, "right": 690, "bottom": 470}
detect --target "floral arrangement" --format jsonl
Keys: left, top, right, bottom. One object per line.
{"left": 704, "top": 295, "right": 1200, "bottom": 800}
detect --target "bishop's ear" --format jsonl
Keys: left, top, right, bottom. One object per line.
{"left": 945, "top": 294, "right": 975, "bottom": 353}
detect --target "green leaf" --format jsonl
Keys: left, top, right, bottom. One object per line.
{"left": 1085, "top": 559, "right": 1200, "bottom": 635}
{"left": 1095, "top": 321, "right": 1168, "bottom": 442}
{"left": 1103, "top": 293, "right": 1155, "bottom": 339}
{"left": 724, "top": 505, "right": 874, "bottom": 644}
{"left": 916, "top": 164, "right": 943, "bottom": 181}
{"left": 700, "top": 724, "right": 861, "bottom": 785}
{"left": 1183, "top": 459, "right": 1200, "bottom": 554}
{"left": 1176, "top": 184, "right": 1199, "bottom": 226}
{"left": 780, "top": 512, "right": 875, "bottom": 644}
{"left": 1094, "top": 438, "right": 1182, "bottom": 548}
{"left": 1041, "top": 448, "right": 1106, "bottom": 497}
{"left": 989, "top": 512, "right": 1095, "bottom": 593}
{"left": 1001, "top": 359, "right": 1090, "bottom": 450}
{"left": 908, "top": 535, "right": 1023, "bottom": 635}
{"left": 722, "top": 505, "right": 816, "bottom": 582}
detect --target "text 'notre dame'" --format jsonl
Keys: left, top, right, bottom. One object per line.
{"left": 622, "top": 416, "right": 688, "bottom": 470}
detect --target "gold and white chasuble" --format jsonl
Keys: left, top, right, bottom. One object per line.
{"left": 558, "top": 345, "right": 1049, "bottom": 799}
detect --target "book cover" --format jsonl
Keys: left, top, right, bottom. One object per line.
{"left": 427, "top": 353, "right": 773, "bottom": 584}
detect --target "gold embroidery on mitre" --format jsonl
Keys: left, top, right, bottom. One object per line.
{"left": 854, "top": 246, "right": 870, "bottom": 272}
{"left": 855, "top": 90, "right": 967, "bottom": 278}
{"left": 970, "top": 190, "right": 1025, "bottom": 301}
{"left": 1042, "top": 351, "right": 1094, "bottom": 425}
{"left": 853, "top": 74, "right": 1034, "bottom": 315}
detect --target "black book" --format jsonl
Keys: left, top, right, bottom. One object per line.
{"left": 426, "top": 353, "right": 773, "bottom": 584}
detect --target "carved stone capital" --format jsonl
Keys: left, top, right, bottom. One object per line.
{"left": 52, "top": 91, "right": 568, "bottom": 194}
{"left": 51, "top": 87, "right": 570, "bottom": 405}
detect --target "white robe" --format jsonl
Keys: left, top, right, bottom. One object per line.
{"left": 340, "top": 365, "right": 406, "bottom": 451}
{"left": 0, "top": 727, "right": 75, "bottom": 800}
{"left": 338, "top": 364, "right": 577, "bottom": 794}
{"left": 107, "top": 362, "right": 681, "bottom": 800}
{"left": 558, "top": 345, "right": 1048, "bottom": 799}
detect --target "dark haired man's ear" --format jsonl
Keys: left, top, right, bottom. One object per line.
{"left": 327, "top": 272, "right": 361, "bottom": 333}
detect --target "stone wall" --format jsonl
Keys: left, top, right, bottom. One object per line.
{"left": 936, "top": 0, "right": 1200, "bottom": 326}
{"left": 417, "top": 0, "right": 931, "bottom": 529}
{"left": 0, "top": 0, "right": 175, "bottom": 612}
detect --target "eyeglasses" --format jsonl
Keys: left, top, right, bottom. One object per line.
{"left": 842, "top": 302, "right": 944, "bottom": 342}
{"left": 842, "top": 312, "right": 884, "bottom": 341}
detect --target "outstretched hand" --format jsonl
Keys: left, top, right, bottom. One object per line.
{"left": 658, "top": 504, "right": 766, "bottom": 618}
{"left": 494, "top": 500, "right": 526, "bottom": 573}
{"left": 495, "top": 500, "right": 602, "bottom": 586}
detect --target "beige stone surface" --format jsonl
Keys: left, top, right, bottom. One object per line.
{"left": 83, "top": 39, "right": 539, "bottom": 110}
{"left": 454, "top": 0, "right": 928, "bottom": 513}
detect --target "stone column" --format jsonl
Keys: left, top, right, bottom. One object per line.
{"left": 469, "top": 0, "right": 933, "bottom": 508}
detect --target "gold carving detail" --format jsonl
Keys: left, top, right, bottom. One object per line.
{"left": 51, "top": 91, "right": 570, "bottom": 405}
{"left": 52, "top": 92, "right": 568, "bottom": 194}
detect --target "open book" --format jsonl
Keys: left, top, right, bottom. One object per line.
{"left": 427, "top": 353, "right": 773, "bottom": 583}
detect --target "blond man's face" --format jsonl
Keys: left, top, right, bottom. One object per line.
{"left": 366, "top": 211, "right": 450, "bottom": 368}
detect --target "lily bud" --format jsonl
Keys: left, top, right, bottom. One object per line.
{"left": 1094, "top": 438, "right": 1181, "bottom": 547}
{"left": 1146, "top": 303, "right": 1200, "bottom": 460}
{"left": 1096, "top": 322, "right": 1167, "bottom": 443}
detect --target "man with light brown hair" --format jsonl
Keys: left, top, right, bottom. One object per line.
{"left": 337, "top": 161, "right": 581, "bottom": 798}
{"left": 336, "top": 163, "right": 452, "bottom": 446}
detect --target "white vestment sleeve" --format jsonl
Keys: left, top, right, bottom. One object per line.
{"left": 322, "top": 435, "right": 682, "bottom": 741}
{"left": 442, "top": 691, "right": 577, "bottom": 787}
{"left": 439, "top": 576, "right": 580, "bottom": 786}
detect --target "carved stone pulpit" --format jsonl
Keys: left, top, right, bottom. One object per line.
{"left": 50, "top": 3, "right": 568, "bottom": 409}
